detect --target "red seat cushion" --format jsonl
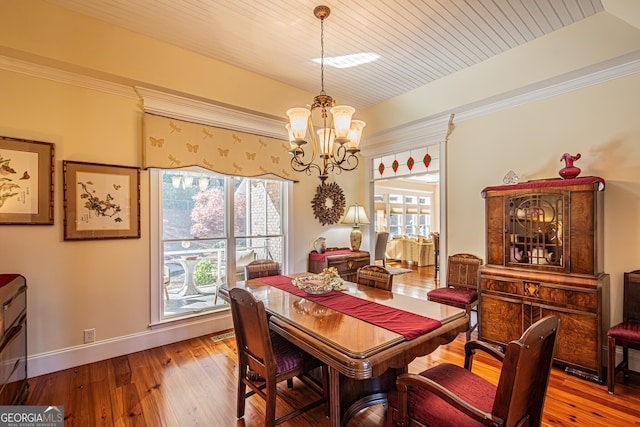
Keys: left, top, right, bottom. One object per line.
{"left": 388, "top": 363, "right": 496, "bottom": 427}
{"left": 608, "top": 321, "right": 640, "bottom": 342}
{"left": 428, "top": 287, "right": 478, "bottom": 305}
{"left": 271, "top": 332, "right": 307, "bottom": 374}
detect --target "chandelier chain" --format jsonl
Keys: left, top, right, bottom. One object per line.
{"left": 320, "top": 15, "right": 325, "bottom": 96}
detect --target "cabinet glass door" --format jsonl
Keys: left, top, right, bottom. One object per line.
{"left": 507, "top": 193, "right": 564, "bottom": 268}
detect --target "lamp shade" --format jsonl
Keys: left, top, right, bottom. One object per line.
{"left": 342, "top": 204, "right": 370, "bottom": 226}
{"left": 286, "top": 107, "right": 310, "bottom": 141}
{"left": 347, "top": 120, "right": 366, "bottom": 149}
{"left": 330, "top": 105, "right": 355, "bottom": 140}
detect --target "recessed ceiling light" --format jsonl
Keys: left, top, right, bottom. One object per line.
{"left": 313, "top": 53, "right": 380, "bottom": 69}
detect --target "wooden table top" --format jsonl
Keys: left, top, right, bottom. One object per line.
{"left": 221, "top": 274, "right": 468, "bottom": 379}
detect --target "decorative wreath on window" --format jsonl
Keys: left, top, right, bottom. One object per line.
{"left": 311, "top": 182, "right": 346, "bottom": 226}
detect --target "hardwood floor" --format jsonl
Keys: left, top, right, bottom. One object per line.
{"left": 25, "top": 263, "right": 640, "bottom": 426}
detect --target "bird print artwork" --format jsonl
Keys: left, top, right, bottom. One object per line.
{"left": 20, "top": 171, "right": 30, "bottom": 180}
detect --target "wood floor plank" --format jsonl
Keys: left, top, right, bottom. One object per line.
{"left": 24, "top": 263, "right": 640, "bottom": 426}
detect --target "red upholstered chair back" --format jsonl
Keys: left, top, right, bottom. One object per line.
{"left": 493, "top": 316, "right": 559, "bottom": 426}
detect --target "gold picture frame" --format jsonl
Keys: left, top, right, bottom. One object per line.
{"left": 0, "top": 136, "right": 54, "bottom": 225}
{"left": 63, "top": 161, "right": 140, "bottom": 240}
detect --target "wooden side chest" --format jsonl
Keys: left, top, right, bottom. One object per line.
{"left": 308, "top": 250, "right": 370, "bottom": 282}
{"left": 480, "top": 266, "right": 609, "bottom": 382}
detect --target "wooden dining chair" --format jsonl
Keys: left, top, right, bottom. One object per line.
{"left": 427, "top": 253, "right": 482, "bottom": 341}
{"left": 229, "top": 287, "right": 328, "bottom": 427}
{"left": 244, "top": 259, "right": 281, "bottom": 279}
{"left": 608, "top": 269, "right": 640, "bottom": 394}
{"left": 356, "top": 265, "right": 394, "bottom": 291}
{"left": 430, "top": 232, "right": 440, "bottom": 280}
{"left": 387, "top": 315, "right": 560, "bottom": 427}
{"left": 374, "top": 232, "right": 390, "bottom": 267}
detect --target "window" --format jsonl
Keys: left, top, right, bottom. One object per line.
{"left": 374, "top": 190, "right": 432, "bottom": 237}
{"left": 151, "top": 168, "right": 286, "bottom": 323}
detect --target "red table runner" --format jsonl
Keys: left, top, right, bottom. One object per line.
{"left": 256, "top": 275, "right": 442, "bottom": 340}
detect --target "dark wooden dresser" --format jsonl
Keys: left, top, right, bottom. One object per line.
{"left": 479, "top": 177, "right": 609, "bottom": 383}
{"left": 0, "top": 274, "right": 28, "bottom": 404}
{"left": 308, "top": 249, "right": 370, "bottom": 282}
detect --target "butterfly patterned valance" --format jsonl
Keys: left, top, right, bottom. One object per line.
{"left": 142, "top": 113, "right": 296, "bottom": 181}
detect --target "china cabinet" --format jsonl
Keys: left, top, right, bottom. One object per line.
{"left": 479, "top": 177, "right": 609, "bottom": 382}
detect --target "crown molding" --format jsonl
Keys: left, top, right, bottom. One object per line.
{"left": 3, "top": 50, "right": 638, "bottom": 148}
{"left": 0, "top": 55, "right": 137, "bottom": 99}
{"left": 135, "top": 87, "right": 287, "bottom": 140}
{"left": 363, "top": 51, "right": 640, "bottom": 155}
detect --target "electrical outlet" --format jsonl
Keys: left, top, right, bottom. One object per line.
{"left": 83, "top": 328, "right": 95, "bottom": 344}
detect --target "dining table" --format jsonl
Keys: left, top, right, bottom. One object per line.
{"left": 220, "top": 273, "right": 468, "bottom": 427}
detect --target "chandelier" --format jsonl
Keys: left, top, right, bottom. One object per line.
{"left": 286, "top": 5, "right": 366, "bottom": 182}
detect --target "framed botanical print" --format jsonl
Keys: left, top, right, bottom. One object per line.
{"left": 63, "top": 161, "right": 140, "bottom": 240}
{"left": 0, "top": 136, "right": 54, "bottom": 225}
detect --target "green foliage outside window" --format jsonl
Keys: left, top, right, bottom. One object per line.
{"left": 194, "top": 259, "right": 217, "bottom": 286}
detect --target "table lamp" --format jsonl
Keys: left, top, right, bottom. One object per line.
{"left": 342, "top": 204, "right": 370, "bottom": 251}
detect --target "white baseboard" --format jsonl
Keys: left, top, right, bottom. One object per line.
{"left": 28, "top": 312, "right": 233, "bottom": 378}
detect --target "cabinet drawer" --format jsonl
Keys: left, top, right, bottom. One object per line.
{"left": 481, "top": 276, "right": 522, "bottom": 295}
{"left": 539, "top": 286, "right": 598, "bottom": 311}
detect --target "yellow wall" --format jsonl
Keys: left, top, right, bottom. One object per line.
{"left": 447, "top": 73, "right": 640, "bottom": 324}
{"left": 0, "top": 0, "right": 639, "bottom": 374}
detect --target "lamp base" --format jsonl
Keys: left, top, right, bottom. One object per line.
{"left": 350, "top": 226, "right": 362, "bottom": 251}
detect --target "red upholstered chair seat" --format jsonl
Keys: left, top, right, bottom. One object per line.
{"left": 608, "top": 270, "right": 640, "bottom": 394}
{"left": 607, "top": 321, "right": 640, "bottom": 342}
{"left": 427, "top": 253, "right": 482, "bottom": 341}
{"left": 387, "top": 316, "right": 560, "bottom": 427}
{"left": 388, "top": 363, "right": 495, "bottom": 427}
{"left": 270, "top": 332, "right": 315, "bottom": 374}
{"left": 427, "top": 287, "right": 477, "bottom": 305}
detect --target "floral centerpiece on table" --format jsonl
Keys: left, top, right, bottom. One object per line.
{"left": 292, "top": 267, "right": 346, "bottom": 294}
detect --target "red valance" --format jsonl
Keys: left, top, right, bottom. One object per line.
{"left": 481, "top": 176, "right": 604, "bottom": 197}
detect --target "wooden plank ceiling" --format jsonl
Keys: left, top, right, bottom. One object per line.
{"left": 47, "top": 0, "right": 603, "bottom": 110}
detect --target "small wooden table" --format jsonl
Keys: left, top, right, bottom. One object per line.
{"left": 221, "top": 275, "right": 467, "bottom": 427}
{"left": 308, "top": 249, "right": 370, "bottom": 282}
